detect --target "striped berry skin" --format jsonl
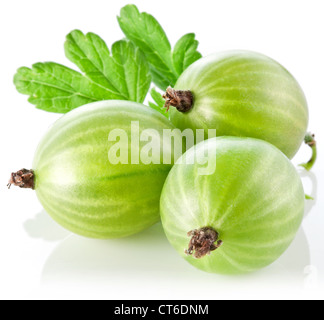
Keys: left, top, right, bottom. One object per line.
{"left": 32, "top": 100, "right": 177, "bottom": 239}
{"left": 160, "top": 137, "right": 305, "bottom": 274}
{"left": 169, "top": 50, "right": 309, "bottom": 159}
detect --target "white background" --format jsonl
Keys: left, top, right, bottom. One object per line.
{"left": 0, "top": 0, "right": 323, "bottom": 300}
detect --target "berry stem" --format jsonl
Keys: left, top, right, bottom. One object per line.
{"left": 305, "top": 194, "right": 314, "bottom": 200}
{"left": 7, "top": 169, "right": 35, "bottom": 190}
{"left": 185, "top": 227, "right": 223, "bottom": 259}
{"left": 299, "top": 133, "right": 317, "bottom": 171}
{"left": 163, "top": 87, "right": 194, "bottom": 113}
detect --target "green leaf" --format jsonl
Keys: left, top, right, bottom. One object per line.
{"left": 111, "top": 40, "right": 152, "bottom": 104}
{"left": 118, "top": 5, "right": 202, "bottom": 91}
{"left": 172, "top": 33, "right": 202, "bottom": 76}
{"left": 14, "top": 30, "right": 152, "bottom": 113}
{"left": 148, "top": 88, "right": 168, "bottom": 117}
{"left": 65, "top": 30, "right": 151, "bottom": 103}
{"left": 118, "top": 5, "right": 176, "bottom": 90}
{"left": 13, "top": 62, "right": 117, "bottom": 113}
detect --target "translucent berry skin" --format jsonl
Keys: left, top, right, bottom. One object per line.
{"left": 160, "top": 137, "right": 305, "bottom": 274}
{"left": 170, "top": 50, "right": 309, "bottom": 159}
{"left": 33, "top": 100, "right": 177, "bottom": 239}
